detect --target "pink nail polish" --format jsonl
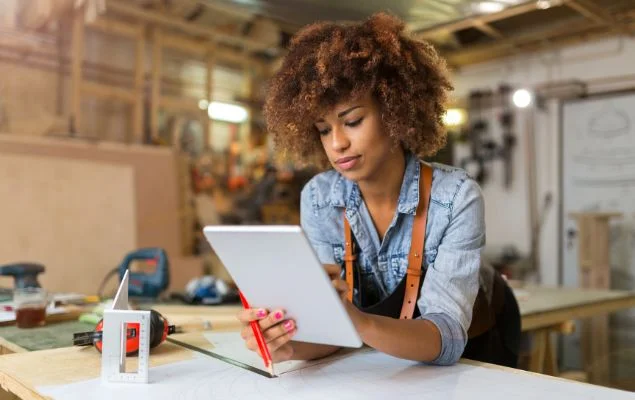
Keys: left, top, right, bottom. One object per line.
{"left": 283, "top": 320, "right": 294, "bottom": 331}
{"left": 275, "top": 311, "right": 283, "bottom": 320}
{"left": 256, "top": 309, "right": 266, "bottom": 318}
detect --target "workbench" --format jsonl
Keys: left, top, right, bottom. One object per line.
{"left": 513, "top": 283, "right": 635, "bottom": 379}
{"left": 0, "top": 285, "right": 634, "bottom": 399}
{"left": 1, "top": 332, "right": 633, "bottom": 400}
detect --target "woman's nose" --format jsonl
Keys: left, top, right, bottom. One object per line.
{"left": 330, "top": 126, "right": 350, "bottom": 151}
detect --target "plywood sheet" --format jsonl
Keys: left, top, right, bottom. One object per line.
{"left": 0, "top": 153, "right": 136, "bottom": 294}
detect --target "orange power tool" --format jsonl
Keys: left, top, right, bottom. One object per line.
{"left": 72, "top": 309, "right": 177, "bottom": 355}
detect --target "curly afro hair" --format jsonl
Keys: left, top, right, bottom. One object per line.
{"left": 263, "top": 12, "right": 454, "bottom": 167}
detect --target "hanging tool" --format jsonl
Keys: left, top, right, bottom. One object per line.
{"left": 0, "top": 263, "right": 46, "bottom": 289}
{"left": 72, "top": 309, "right": 177, "bottom": 355}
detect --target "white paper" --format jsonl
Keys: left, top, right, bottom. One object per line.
{"left": 37, "top": 349, "right": 635, "bottom": 400}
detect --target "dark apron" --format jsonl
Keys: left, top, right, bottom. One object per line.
{"left": 351, "top": 261, "right": 521, "bottom": 368}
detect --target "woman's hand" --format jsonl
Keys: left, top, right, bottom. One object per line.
{"left": 323, "top": 264, "right": 370, "bottom": 334}
{"left": 236, "top": 308, "right": 297, "bottom": 362}
{"left": 323, "top": 264, "right": 349, "bottom": 300}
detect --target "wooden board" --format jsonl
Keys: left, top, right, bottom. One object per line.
{"left": 0, "top": 153, "right": 136, "bottom": 295}
{"left": 0, "top": 135, "right": 184, "bottom": 295}
{"left": 514, "top": 284, "right": 635, "bottom": 331}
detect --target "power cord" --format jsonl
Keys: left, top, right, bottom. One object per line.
{"left": 97, "top": 267, "right": 119, "bottom": 299}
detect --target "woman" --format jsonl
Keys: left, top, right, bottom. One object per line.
{"left": 237, "top": 12, "right": 520, "bottom": 367}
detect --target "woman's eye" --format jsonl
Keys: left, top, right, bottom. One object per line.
{"left": 317, "top": 127, "right": 331, "bottom": 136}
{"left": 346, "top": 118, "right": 363, "bottom": 127}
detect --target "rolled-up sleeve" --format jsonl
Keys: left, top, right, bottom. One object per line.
{"left": 417, "top": 177, "right": 485, "bottom": 365}
{"left": 300, "top": 183, "right": 336, "bottom": 264}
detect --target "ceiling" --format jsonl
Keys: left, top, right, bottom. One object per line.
{"left": 128, "top": 0, "right": 635, "bottom": 68}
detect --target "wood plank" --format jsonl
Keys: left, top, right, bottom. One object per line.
{"left": 132, "top": 24, "right": 146, "bottom": 144}
{"left": 151, "top": 29, "right": 163, "bottom": 143}
{"left": 520, "top": 292, "right": 635, "bottom": 331}
{"left": 416, "top": 2, "right": 551, "bottom": 39}
{"left": 82, "top": 81, "right": 135, "bottom": 103}
{"left": 106, "top": 0, "right": 269, "bottom": 52}
{"left": 0, "top": 332, "right": 213, "bottom": 399}
{"left": 0, "top": 337, "right": 27, "bottom": 355}
{"left": 0, "top": 153, "right": 136, "bottom": 295}
{"left": 87, "top": 17, "right": 138, "bottom": 38}
{"left": 159, "top": 95, "right": 201, "bottom": 114}
{"left": 70, "top": 5, "right": 85, "bottom": 134}
{"left": 205, "top": 51, "right": 214, "bottom": 149}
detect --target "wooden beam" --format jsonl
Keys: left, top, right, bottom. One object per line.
{"left": 133, "top": 24, "right": 146, "bottom": 144}
{"left": 161, "top": 32, "right": 263, "bottom": 72}
{"left": 70, "top": 5, "right": 85, "bottom": 134}
{"left": 416, "top": 2, "right": 557, "bottom": 39}
{"left": 159, "top": 95, "right": 201, "bottom": 114}
{"left": 87, "top": 17, "right": 139, "bottom": 38}
{"left": 563, "top": 0, "right": 631, "bottom": 34}
{"left": 106, "top": 0, "right": 270, "bottom": 51}
{"left": 151, "top": 29, "right": 162, "bottom": 143}
{"left": 162, "top": 32, "right": 208, "bottom": 57}
{"left": 473, "top": 21, "right": 504, "bottom": 39}
{"left": 444, "top": 18, "right": 593, "bottom": 65}
{"left": 82, "top": 81, "right": 136, "bottom": 103}
{"left": 19, "top": 0, "right": 75, "bottom": 31}
{"left": 565, "top": 0, "right": 610, "bottom": 25}
{"left": 205, "top": 50, "right": 215, "bottom": 149}
{"left": 445, "top": 20, "right": 635, "bottom": 67}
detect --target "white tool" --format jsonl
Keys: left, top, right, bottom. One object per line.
{"left": 101, "top": 269, "right": 151, "bottom": 384}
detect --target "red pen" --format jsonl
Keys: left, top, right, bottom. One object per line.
{"left": 238, "top": 290, "right": 275, "bottom": 377}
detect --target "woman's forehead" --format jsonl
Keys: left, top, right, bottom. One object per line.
{"left": 318, "top": 93, "right": 374, "bottom": 119}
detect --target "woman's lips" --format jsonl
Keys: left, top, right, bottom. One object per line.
{"left": 335, "top": 156, "right": 360, "bottom": 171}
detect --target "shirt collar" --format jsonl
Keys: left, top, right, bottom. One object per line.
{"left": 329, "top": 151, "right": 421, "bottom": 215}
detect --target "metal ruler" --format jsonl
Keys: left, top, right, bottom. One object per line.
{"left": 167, "top": 337, "right": 275, "bottom": 378}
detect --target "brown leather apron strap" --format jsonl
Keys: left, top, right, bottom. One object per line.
{"left": 343, "top": 214, "right": 355, "bottom": 303}
{"left": 400, "top": 164, "right": 432, "bottom": 319}
{"left": 343, "top": 163, "right": 433, "bottom": 320}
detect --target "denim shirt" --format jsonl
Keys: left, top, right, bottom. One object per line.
{"left": 300, "top": 152, "right": 485, "bottom": 366}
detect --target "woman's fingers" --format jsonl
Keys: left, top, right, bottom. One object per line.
{"left": 243, "top": 319, "right": 296, "bottom": 361}
{"left": 257, "top": 309, "right": 287, "bottom": 331}
{"left": 323, "top": 264, "right": 342, "bottom": 280}
{"left": 332, "top": 279, "right": 349, "bottom": 300}
{"left": 271, "top": 341, "right": 295, "bottom": 362}
{"left": 264, "top": 319, "right": 295, "bottom": 344}
{"left": 236, "top": 307, "right": 268, "bottom": 324}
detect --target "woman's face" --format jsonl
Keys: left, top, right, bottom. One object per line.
{"left": 315, "top": 93, "right": 401, "bottom": 183}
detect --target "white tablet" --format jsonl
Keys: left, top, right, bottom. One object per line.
{"left": 202, "top": 225, "right": 363, "bottom": 348}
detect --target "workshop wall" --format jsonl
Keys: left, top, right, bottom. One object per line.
{"left": 452, "top": 36, "right": 635, "bottom": 286}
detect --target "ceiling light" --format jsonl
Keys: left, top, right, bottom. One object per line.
{"left": 198, "top": 99, "right": 209, "bottom": 110}
{"left": 512, "top": 89, "right": 533, "bottom": 108}
{"left": 474, "top": 2, "right": 506, "bottom": 14}
{"left": 208, "top": 101, "right": 249, "bottom": 123}
{"left": 536, "top": 0, "right": 551, "bottom": 9}
{"left": 442, "top": 108, "right": 467, "bottom": 127}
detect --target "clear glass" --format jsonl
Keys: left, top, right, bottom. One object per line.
{"left": 14, "top": 287, "right": 48, "bottom": 328}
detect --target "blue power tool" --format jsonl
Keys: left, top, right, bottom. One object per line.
{"left": 118, "top": 248, "right": 170, "bottom": 299}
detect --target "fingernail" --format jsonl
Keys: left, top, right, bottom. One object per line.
{"left": 283, "top": 320, "right": 294, "bottom": 331}
{"left": 274, "top": 311, "right": 283, "bottom": 320}
{"left": 256, "top": 309, "right": 267, "bottom": 318}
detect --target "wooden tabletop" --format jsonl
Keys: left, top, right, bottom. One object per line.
{"left": 0, "top": 332, "right": 213, "bottom": 400}
{"left": 513, "top": 284, "right": 635, "bottom": 331}
{"left": 0, "top": 331, "right": 627, "bottom": 400}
